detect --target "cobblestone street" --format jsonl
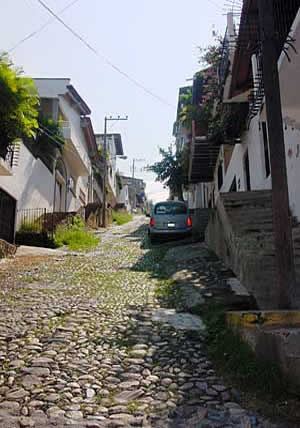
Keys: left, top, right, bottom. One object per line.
{"left": 0, "top": 217, "right": 281, "bottom": 427}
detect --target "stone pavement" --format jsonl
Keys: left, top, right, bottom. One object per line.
{"left": 0, "top": 217, "right": 284, "bottom": 427}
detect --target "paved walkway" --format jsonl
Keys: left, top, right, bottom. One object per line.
{"left": 0, "top": 217, "right": 281, "bottom": 427}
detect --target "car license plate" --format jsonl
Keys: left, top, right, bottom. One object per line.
{"left": 168, "top": 222, "right": 175, "bottom": 228}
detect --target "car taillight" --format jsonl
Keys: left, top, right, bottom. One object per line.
{"left": 187, "top": 216, "right": 192, "bottom": 227}
{"left": 150, "top": 217, "right": 155, "bottom": 227}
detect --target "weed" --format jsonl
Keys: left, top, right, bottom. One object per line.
{"left": 127, "top": 401, "right": 140, "bottom": 414}
{"left": 200, "top": 303, "right": 287, "bottom": 398}
{"left": 19, "top": 220, "right": 40, "bottom": 233}
{"left": 54, "top": 223, "right": 99, "bottom": 251}
{"left": 155, "top": 279, "right": 181, "bottom": 307}
{"left": 112, "top": 210, "right": 133, "bottom": 225}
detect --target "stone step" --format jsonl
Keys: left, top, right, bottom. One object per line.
{"left": 221, "top": 190, "right": 272, "bottom": 201}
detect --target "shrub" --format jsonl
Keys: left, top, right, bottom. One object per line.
{"left": 112, "top": 210, "right": 133, "bottom": 225}
{"left": 54, "top": 218, "right": 99, "bottom": 251}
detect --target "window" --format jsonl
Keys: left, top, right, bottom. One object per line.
{"left": 230, "top": 176, "right": 237, "bottom": 192}
{"left": 154, "top": 202, "right": 187, "bottom": 215}
{"left": 261, "top": 122, "right": 271, "bottom": 178}
{"left": 244, "top": 151, "right": 251, "bottom": 191}
{"left": 218, "top": 162, "right": 223, "bottom": 190}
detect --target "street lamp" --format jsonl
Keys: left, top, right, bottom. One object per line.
{"left": 102, "top": 115, "right": 128, "bottom": 227}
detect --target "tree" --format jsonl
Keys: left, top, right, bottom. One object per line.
{"left": 148, "top": 146, "right": 184, "bottom": 201}
{"left": 0, "top": 54, "right": 39, "bottom": 158}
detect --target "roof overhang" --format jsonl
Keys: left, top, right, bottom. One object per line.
{"left": 81, "top": 117, "right": 100, "bottom": 163}
{"left": 229, "top": 0, "right": 300, "bottom": 100}
{"left": 229, "top": 0, "right": 257, "bottom": 99}
{"left": 66, "top": 85, "right": 91, "bottom": 116}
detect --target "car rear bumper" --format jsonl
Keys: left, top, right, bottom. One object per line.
{"left": 149, "top": 227, "right": 192, "bottom": 238}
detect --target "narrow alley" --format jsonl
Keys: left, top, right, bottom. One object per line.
{"left": 0, "top": 218, "right": 287, "bottom": 427}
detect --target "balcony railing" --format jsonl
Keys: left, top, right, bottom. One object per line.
{"left": 58, "top": 120, "right": 71, "bottom": 140}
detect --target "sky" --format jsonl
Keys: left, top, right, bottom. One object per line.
{"left": 1, "top": 0, "right": 226, "bottom": 202}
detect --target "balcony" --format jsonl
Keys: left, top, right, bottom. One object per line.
{"left": 59, "top": 120, "right": 71, "bottom": 140}
{"left": 59, "top": 120, "right": 90, "bottom": 176}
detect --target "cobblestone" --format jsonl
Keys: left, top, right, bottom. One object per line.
{"left": 0, "top": 217, "right": 285, "bottom": 427}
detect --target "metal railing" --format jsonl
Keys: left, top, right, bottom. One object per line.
{"left": 17, "top": 208, "right": 83, "bottom": 237}
{"left": 17, "top": 208, "right": 52, "bottom": 234}
{"left": 58, "top": 120, "right": 70, "bottom": 129}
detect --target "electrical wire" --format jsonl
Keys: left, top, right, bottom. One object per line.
{"left": 36, "top": 0, "right": 175, "bottom": 109}
{"left": 8, "top": 0, "right": 81, "bottom": 53}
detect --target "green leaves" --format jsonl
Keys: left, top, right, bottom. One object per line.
{"left": 0, "top": 55, "right": 39, "bottom": 157}
{"left": 148, "top": 146, "right": 184, "bottom": 200}
{"left": 0, "top": 54, "right": 39, "bottom": 157}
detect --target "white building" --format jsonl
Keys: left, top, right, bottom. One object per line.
{"left": 0, "top": 78, "right": 101, "bottom": 242}
{"left": 95, "top": 133, "right": 124, "bottom": 206}
{"left": 206, "top": 8, "right": 300, "bottom": 220}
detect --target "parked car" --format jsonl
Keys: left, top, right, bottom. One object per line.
{"left": 148, "top": 200, "right": 192, "bottom": 243}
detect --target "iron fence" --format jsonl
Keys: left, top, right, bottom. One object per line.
{"left": 17, "top": 208, "right": 53, "bottom": 235}
{"left": 17, "top": 208, "right": 84, "bottom": 237}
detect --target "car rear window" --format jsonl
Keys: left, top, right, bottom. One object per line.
{"left": 154, "top": 202, "right": 187, "bottom": 215}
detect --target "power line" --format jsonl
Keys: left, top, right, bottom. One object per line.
{"left": 36, "top": 0, "right": 175, "bottom": 109}
{"left": 9, "top": 0, "right": 81, "bottom": 53}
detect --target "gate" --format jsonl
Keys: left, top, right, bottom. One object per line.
{"left": 0, "top": 188, "right": 16, "bottom": 243}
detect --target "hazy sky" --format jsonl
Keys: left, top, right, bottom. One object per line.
{"left": 2, "top": 0, "right": 226, "bottom": 202}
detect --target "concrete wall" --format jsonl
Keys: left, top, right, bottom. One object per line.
{"left": 283, "top": 123, "right": 300, "bottom": 219}
{"left": 185, "top": 183, "right": 205, "bottom": 210}
{"left": 95, "top": 135, "right": 118, "bottom": 199}
{"left": 0, "top": 143, "right": 55, "bottom": 214}
{"left": 118, "top": 185, "right": 131, "bottom": 211}
{"left": 208, "top": 114, "right": 300, "bottom": 220}
{"left": 59, "top": 95, "right": 91, "bottom": 174}
{"left": 227, "top": 310, "right": 300, "bottom": 389}
{"left": 213, "top": 115, "right": 271, "bottom": 203}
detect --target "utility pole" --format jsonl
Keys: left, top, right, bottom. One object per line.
{"left": 258, "top": 0, "right": 296, "bottom": 309}
{"left": 102, "top": 115, "right": 128, "bottom": 228}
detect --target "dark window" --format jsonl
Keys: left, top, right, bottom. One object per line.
{"left": 154, "top": 202, "right": 187, "bottom": 215}
{"left": 218, "top": 163, "right": 223, "bottom": 190}
{"left": 261, "top": 122, "right": 271, "bottom": 177}
{"left": 0, "top": 188, "right": 16, "bottom": 243}
{"left": 230, "top": 176, "right": 237, "bottom": 192}
{"left": 244, "top": 151, "right": 251, "bottom": 191}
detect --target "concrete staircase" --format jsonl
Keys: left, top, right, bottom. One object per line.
{"left": 206, "top": 190, "right": 300, "bottom": 309}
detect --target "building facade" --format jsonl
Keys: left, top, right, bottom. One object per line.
{"left": 0, "top": 78, "right": 101, "bottom": 242}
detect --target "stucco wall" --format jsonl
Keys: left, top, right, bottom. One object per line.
{"left": 59, "top": 95, "right": 91, "bottom": 175}
{"left": 211, "top": 115, "right": 300, "bottom": 219}
{"left": 0, "top": 143, "right": 54, "bottom": 214}
{"left": 284, "top": 124, "right": 300, "bottom": 219}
